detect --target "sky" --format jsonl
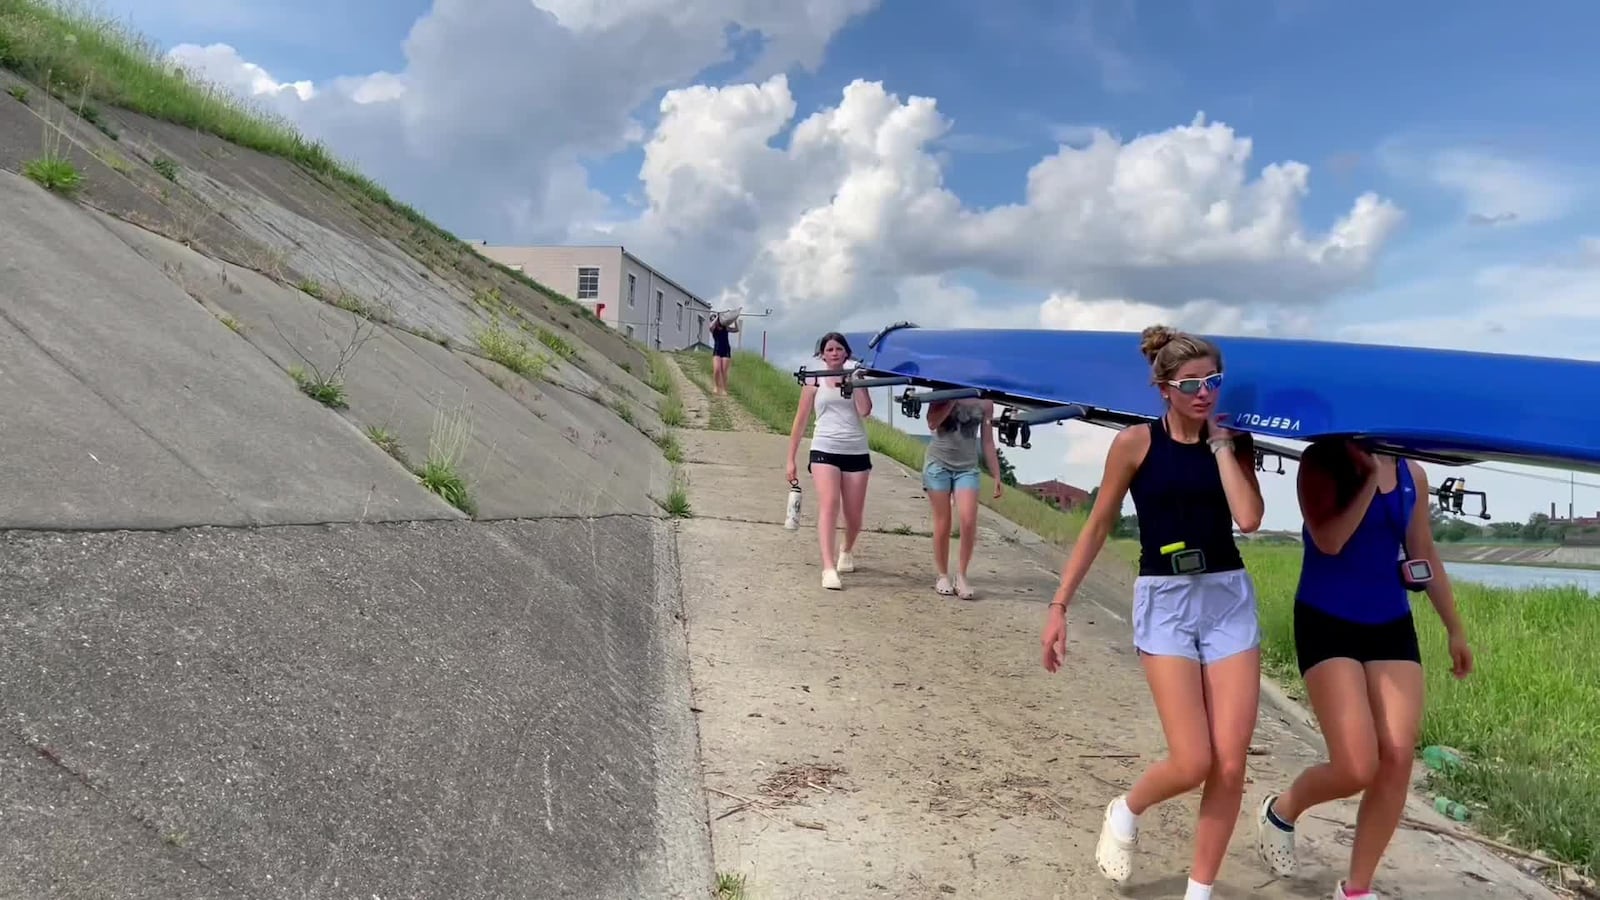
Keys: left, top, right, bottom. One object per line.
{"left": 98, "top": 0, "right": 1600, "bottom": 532}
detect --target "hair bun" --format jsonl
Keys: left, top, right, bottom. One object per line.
{"left": 1140, "top": 325, "right": 1176, "bottom": 363}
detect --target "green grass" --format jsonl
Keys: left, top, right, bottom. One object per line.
{"left": 287, "top": 365, "right": 346, "bottom": 408}
{"left": 533, "top": 326, "right": 578, "bottom": 361}
{"left": 706, "top": 397, "right": 735, "bottom": 431}
{"left": 22, "top": 152, "right": 79, "bottom": 193}
{"left": 472, "top": 316, "right": 549, "bottom": 379}
{"left": 417, "top": 404, "right": 475, "bottom": 516}
{"left": 689, "top": 349, "right": 1091, "bottom": 546}
{"left": 655, "top": 431, "right": 684, "bottom": 464}
{"left": 714, "top": 872, "right": 748, "bottom": 900}
{"left": 1241, "top": 543, "right": 1600, "bottom": 874}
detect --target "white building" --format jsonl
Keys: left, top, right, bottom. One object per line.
{"left": 472, "top": 243, "right": 715, "bottom": 351}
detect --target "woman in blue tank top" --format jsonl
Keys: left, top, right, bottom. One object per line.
{"left": 1039, "top": 325, "right": 1265, "bottom": 900}
{"left": 1254, "top": 438, "right": 1474, "bottom": 900}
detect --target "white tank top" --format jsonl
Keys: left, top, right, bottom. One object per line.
{"left": 808, "top": 361, "right": 869, "bottom": 456}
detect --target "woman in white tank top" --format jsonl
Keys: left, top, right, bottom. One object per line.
{"left": 785, "top": 332, "right": 874, "bottom": 590}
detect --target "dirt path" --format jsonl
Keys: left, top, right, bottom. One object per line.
{"left": 667, "top": 353, "right": 766, "bottom": 433}
{"left": 671, "top": 374, "right": 1554, "bottom": 900}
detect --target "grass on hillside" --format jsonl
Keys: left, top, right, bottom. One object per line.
{"left": 684, "top": 349, "right": 1091, "bottom": 547}
{"left": 1242, "top": 544, "right": 1600, "bottom": 874}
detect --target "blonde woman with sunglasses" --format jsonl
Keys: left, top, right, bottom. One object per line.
{"left": 1040, "top": 325, "right": 1265, "bottom": 900}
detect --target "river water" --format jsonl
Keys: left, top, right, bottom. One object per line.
{"left": 1446, "top": 560, "right": 1600, "bottom": 594}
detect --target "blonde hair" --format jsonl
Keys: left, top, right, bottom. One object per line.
{"left": 1139, "top": 324, "right": 1222, "bottom": 385}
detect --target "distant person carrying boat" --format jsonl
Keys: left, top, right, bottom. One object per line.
{"left": 1255, "top": 438, "right": 1474, "bottom": 900}
{"left": 1040, "top": 325, "right": 1265, "bottom": 900}
{"left": 709, "top": 308, "right": 740, "bottom": 395}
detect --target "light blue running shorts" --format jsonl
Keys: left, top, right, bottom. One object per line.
{"left": 1132, "top": 568, "right": 1261, "bottom": 664}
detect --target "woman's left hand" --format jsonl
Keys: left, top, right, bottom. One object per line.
{"left": 1448, "top": 631, "right": 1474, "bottom": 679}
{"left": 1210, "top": 413, "right": 1236, "bottom": 442}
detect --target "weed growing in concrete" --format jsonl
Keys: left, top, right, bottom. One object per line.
{"left": 659, "top": 396, "right": 686, "bottom": 427}
{"left": 217, "top": 313, "right": 241, "bottom": 333}
{"left": 472, "top": 316, "right": 548, "bottom": 378}
{"left": 296, "top": 279, "right": 324, "bottom": 299}
{"left": 23, "top": 153, "right": 79, "bottom": 194}
{"left": 418, "top": 403, "right": 475, "bottom": 515}
{"left": 656, "top": 430, "right": 684, "bottom": 464}
{"left": 76, "top": 101, "right": 116, "bottom": 139}
{"left": 661, "top": 482, "right": 692, "bottom": 518}
{"left": 288, "top": 365, "right": 347, "bottom": 408}
{"left": 151, "top": 155, "right": 177, "bottom": 181}
{"left": 714, "top": 872, "right": 747, "bottom": 899}
{"left": 610, "top": 397, "right": 636, "bottom": 426}
{"left": 272, "top": 307, "right": 378, "bottom": 411}
{"left": 646, "top": 351, "right": 676, "bottom": 395}
{"left": 7, "top": 84, "right": 27, "bottom": 102}
{"left": 533, "top": 325, "right": 578, "bottom": 360}
{"left": 363, "top": 424, "right": 408, "bottom": 467}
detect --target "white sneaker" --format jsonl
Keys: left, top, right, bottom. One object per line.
{"left": 837, "top": 551, "right": 855, "bottom": 573}
{"left": 821, "top": 569, "right": 842, "bottom": 590}
{"left": 1335, "top": 881, "right": 1378, "bottom": 899}
{"left": 1256, "top": 793, "right": 1297, "bottom": 878}
{"left": 1095, "top": 796, "right": 1135, "bottom": 883}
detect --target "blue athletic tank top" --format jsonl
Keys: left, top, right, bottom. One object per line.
{"left": 1129, "top": 419, "right": 1245, "bottom": 577}
{"left": 1295, "top": 458, "right": 1415, "bottom": 624}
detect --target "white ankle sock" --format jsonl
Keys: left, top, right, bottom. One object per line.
{"left": 1184, "top": 879, "right": 1212, "bottom": 900}
{"left": 1110, "top": 795, "right": 1138, "bottom": 840}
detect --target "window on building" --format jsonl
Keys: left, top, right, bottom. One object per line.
{"left": 656, "top": 290, "right": 664, "bottom": 320}
{"left": 676, "top": 302, "right": 683, "bottom": 328}
{"left": 624, "top": 324, "right": 635, "bottom": 338}
{"left": 697, "top": 314, "right": 705, "bottom": 338}
{"left": 627, "top": 273, "right": 636, "bottom": 307}
{"left": 577, "top": 266, "right": 600, "bottom": 300}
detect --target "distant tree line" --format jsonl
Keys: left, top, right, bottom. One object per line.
{"left": 1431, "top": 509, "right": 1600, "bottom": 545}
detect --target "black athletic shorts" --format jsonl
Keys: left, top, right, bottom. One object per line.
{"left": 808, "top": 450, "right": 872, "bottom": 473}
{"left": 1293, "top": 600, "right": 1421, "bottom": 676}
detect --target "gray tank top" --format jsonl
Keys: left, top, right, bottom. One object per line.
{"left": 927, "top": 401, "right": 984, "bottom": 470}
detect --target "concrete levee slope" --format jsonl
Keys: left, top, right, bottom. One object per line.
{"left": 0, "top": 40, "right": 709, "bottom": 900}
{"left": 0, "top": 170, "right": 457, "bottom": 530}
{"left": 0, "top": 517, "right": 713, "bottom": 899}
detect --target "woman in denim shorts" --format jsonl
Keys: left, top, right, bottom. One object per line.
{"left": 922, "top": 397, "right": 1003, "bottom": 599}
{"left": 1039, "top": 325, "right": 1265, "bottom": 900}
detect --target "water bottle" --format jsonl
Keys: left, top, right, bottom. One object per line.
{"left": 784, "top": 479, "right": 802, "bottom": 530}
{"left": 1434, "top": 796, "right": 1470, "bottom": 822}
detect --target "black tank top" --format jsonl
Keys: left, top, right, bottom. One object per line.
{"left": 1128, "top": 418, "right": 1245, "bottom": 577}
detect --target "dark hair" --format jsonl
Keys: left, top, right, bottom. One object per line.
{"left": 1302, "top": 437, "right": 1367, "bottom": 512}
{"left": 815, "top": 331, "right": 852, "bottom": 357}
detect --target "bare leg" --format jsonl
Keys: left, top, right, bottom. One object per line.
{"left": 927, "top": 489, "right": 952, "bottom": 577}
{"left": 1191, "top": 648, "right": 1261, "bottom": 884}
{"left": 839, "top": 470, "right": 870, "bottom": 554}
{"left": 954, "top": 486, "right": 979, "bottom": 577}
{"left": 812, "top": 463, "right": 842, "bottom": 571}
{"left": 1126, "top": 654, "right": 1213, "bottom": 814}
{"left": 1271, "top": 659, "right": 1379, "bottom": 822}
{"left": 1347, "top": 661, "right": 1424, "bottom": 893}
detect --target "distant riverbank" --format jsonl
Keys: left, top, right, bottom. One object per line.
{"left": 1433, "top": 541, "right": 1600, "bottom": 570}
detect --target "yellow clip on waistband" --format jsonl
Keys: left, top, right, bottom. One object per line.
{"left": 1159, "top": 541, "right": 1187, "bottom": 555}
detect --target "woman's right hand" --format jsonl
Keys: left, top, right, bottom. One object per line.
{"left": 1041, "top": 605, "right": 1069, "bottom": 673}
{"left": 1346, "top": 439, "right": 1377, "bottom": 477}
{"left": 785, "top": 458, "right": 798, "bottom": 484}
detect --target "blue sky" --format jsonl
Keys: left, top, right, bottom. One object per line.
{"left": 109, "top": 0, "right": 1600, "bottom": 528}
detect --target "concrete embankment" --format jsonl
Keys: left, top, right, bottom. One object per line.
{"left": 1, "top": 75, "right": 713, "bottom": 898}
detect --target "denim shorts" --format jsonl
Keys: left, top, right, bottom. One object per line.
{"left": 1132, "top": 569, "right": 1260, "bottom": 664}
{"left": 923, "top": 460, "right": 980, "bottom": 493}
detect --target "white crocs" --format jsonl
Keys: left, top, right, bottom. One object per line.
{"left": 1256, "top": 793, "right": 1297, "bottom": 878}
{"left": 934, "top": 575, "right": 954, "bottom": 596}
{"left": 1095, "top": 796, "right": 1135, "bottom": 883}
